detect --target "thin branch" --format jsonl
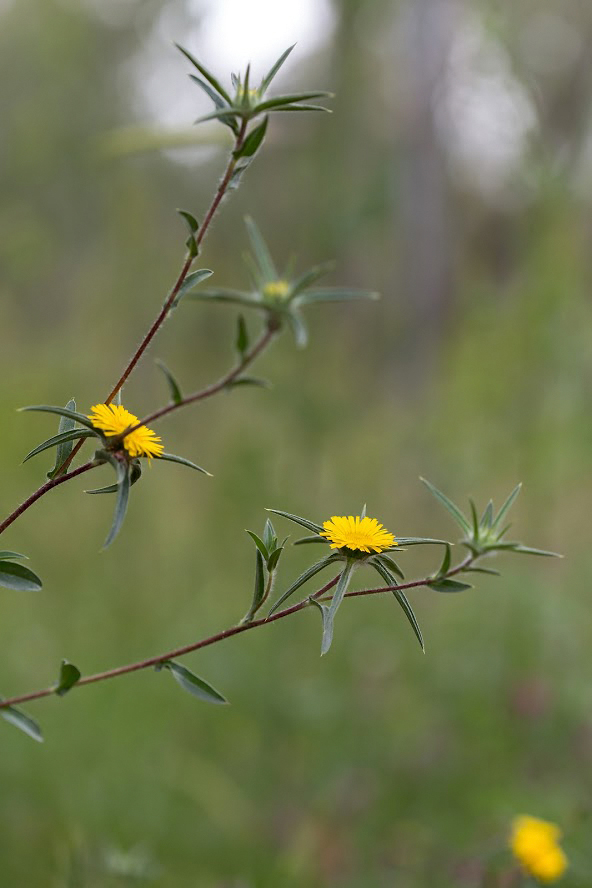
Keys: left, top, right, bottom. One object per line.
{"left": 0, "top": 461, "right": 97, "bottom": 537}
{"left": 0, "top": 555, "right": 475, "bottom": 711}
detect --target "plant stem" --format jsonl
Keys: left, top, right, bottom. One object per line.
{"left": 123, "top": 322, "right": 277, "bottom": 437}
{"left": 0, "top": 121, "right": 251, "bottom": 534}
{"left": 0, "top": 461, "right": 97, "bottom": 537}
{"left": 0, "top": 555, "right": 475, "bottom": 711}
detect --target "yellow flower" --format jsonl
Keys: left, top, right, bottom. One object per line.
{"left": 510, "top": 815, "right": 568, "bottom": 883}
{"left": 320, "top": 516, "right": 396, "bottom": 554}
{"left": 88, "top": 404, "right": 163, "bottom": 460}
{"left": 263, "top": 280, "right": 290, "bottom": 301}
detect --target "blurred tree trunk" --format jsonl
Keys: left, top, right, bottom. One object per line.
{"left": 396, "top": 0, "right": 458, "bottom": 381}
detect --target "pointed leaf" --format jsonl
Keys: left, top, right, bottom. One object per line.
{"left": 0, "top": 561, "right": 42, "bottom": 592}
{"left": 236, "top": 314, "right": 249, "bottom": 359}
{"left": 308, "top": 597, "right": 333, "bottom": 657}
{"left": 0, "top": 551, "right": 28, "bottom": 561}
{"left": 374, "top": 553, "right": 405, "bottom": 580}
{"left": 20, "top": 405, "right": 97, "bottom": 430}
{"left": 507, "top": 545, "right": 561, "bottom": 558}
{"left": 163, "top": 660, "right": 227, "bottom": 704}
{"left": 272, "top": 103, "right": 332, "bottom": 113}
{"left": 188, "top": 73, "right": 227, "bottom": 109}
{"left": 294, "top": 535, "right": 325, "bottom": 545}
{"left": 286, "top": 309, "right": 308, "bottom": 348}
{"left": 294, "top": 288, "right": 379, "bottom": 306}
{"left": 171, "top": 268, "right": 214, "bottom": 308}
{"left": 177, "top": 208, "right": 199, "bottom": 234}
{"left": 47, "top": 398, "right": 77, "bottom": 478}
{"left": 245, "top": 530, "right": 269, "bottom": 561}
{"left": 492, "top": 483, "right": 522, "bottom": 532}
{"left": 392, "top": 537, "right": 449, "bottom": 547}
{"left": 186, "top": 288, "right": 263, "bottom": 310}
{"left": 435, "top": 543, "right": 452, "bottom": 578}
{"left": 420, "top": 478, "right": 471, "bottom": 534}
{"left": 254, "top": 91, "right": 332, "bottom": 113}
{"left": 263, "top": 518, "right": 276, "bottom": 551}
{"left": 103, "top": 461, "right": 130, "bottom": 549}
{"left": 244, "top": 216, "right": 277, "bottom": 282}
{"left": 266, "top": 546, "right": 284, "bottom": 572}
{"left": 55, "top": 660, "right": 81, "bottom": 697}
{"left": 0, "top": 704, "right": 43, "bottom": 742}
{"left": 242, "top": 549, "right": 266, "bottom": 623}
{"left": 155, "top": 359, "right": 183, "bottom": 405}
{"left": 428, "top": 578, "right": 473, "bottom": 593}
{"left": 234, "top": 116, "right": 268, "bottom": 159}
{"left": 480, "top": 500, "right": 494, "bottom": 530}
{"left": 469, "top": 498, "right": 479, "bottom": 539}
{"left": 268, "top": 553, "right": 339, "bottom": 616}
{"left": 464, "top": 566, "right": 501, "bottom": 576}
{"left": 225, "top": 376, "right": 271, "bottom": 390}
{"left": 266, "top": 509, "right": 323, "bottom": 534}
{"left": 320, "top": 561, "right": 355, "bottom": 655}
{"left": 24, "top": 428, "right": 96, "bottom": 464}
{"left": 372, "top": 560, "right": 424, "bottom": 652}
{"left": 175, "top": 44, "right": 232, "bottom": 105}
{"left": 260, "top": 44, "right": 296, "bottom": 94}
{"left": 85, "top": 460, "right": 142, "bottom": 495}
{"left": 156, "top": 452, "right": 212, "bottom": 475}
{"left": 290, "top": 261, "right": 334, "bottom": 298}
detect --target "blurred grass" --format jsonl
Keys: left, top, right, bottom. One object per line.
{"left": 1, "top": 0, "right": 592, "bottom": 885}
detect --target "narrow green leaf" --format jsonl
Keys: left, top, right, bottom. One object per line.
{"left": 266, "top": 509, "right": 323, "bottom": 534}
{"left": 245, "top": 530, "right": 269, "bottom": 562}
{"left": 254, "top": 91, "right": 332, "bottom": 113}
{"left": 375, "top": 553, "right": 405, "bottom": 580}
{"left": 186, "top": 288, "right": 263, "bottom": 310}
{"left": 24, "top": 428, "right": 96, "bottom": 464}
{"left": 435, "top": 543, "right": 452, "bottom": 578}
{"left": 492, "top": 483, "right": 522, "bottom": 532}
{"left": 244, "top": 216, "right": 277, "bottom": 282}
{"left": 193, "top": 108, "right": 242, "bottom": 127}
{"left": 236, "top": 314, "right": 249, "bottom": 359}
{"left": 263, "top": 518, "right": 276, "bottom": 552}
{"left": 393, "top": 537, "right": 449, "bottom": 547}
{"left": 47, "top": 398, "right": 76, "bottom": 478}
{"left": 175, "top": 44, "right": 232, "bottom": 105}
{"left": 156, "top": 453, "right": 212, "bottom": 476}
{"left": 155, "top": 360, "right": 183, "bottom": 405}
{"left": 234, "top": 116, "right": 268, "bottom": 159}
{"left": 268, "top": 553, "right": 339, "bottom": 616}
{"left": 372, "top": 561, "right": 424, "bottom": 652}
{"left": 55, "top": 660, "right": 81, "bottom": 697}
{"left": 260, "top": 44, "right": 296, "bottom": 94}
{"left": 0, "top": 561, "right": 42, "bottom": 592}
{"left": 294, "top": 535, "right": 325, "bottom": 545}
{"left": 171, "top": 269, "right": 214, "bottom": 308}
{"left": 103, "top": 461, "right": 130, "bottom": 549}
{"left": 163, "top": 660, "right": 227, "bottom": 704}
{"left": 271, "top": 103, "right": 332, "bottom": 113}
{"left": 507, "top": 545, "right": 562, "bottom": 558}
{"left": 188, "top": 73, "right": 227, "bottom": 109}
{"left": 286, "top": 309, "right": 308, "bottom": 348}
{"left": 420, "top": 478, "right": 471, "bottom": 534}
{"left": 242, "top": 549, "right": 266, "bottom": 623}
{"left": 85, "top": 460, "right": 142, "bottom": 495}
{"left": 428, "top": 578, "right": 473, "bottom": 593}
{"left": 20, "top": 405, "right": 97, "bottom": 430}
{"left": 0, "top": 704, "right": 43, "bottom": 742}
{"left": 289, "top": 262, "right": 333, "bottom": 299}
{"left": 464, "top": 566, "right": 501, "bottom": 576}
{"left": 177, "top": 209, "right": 199, "bottom": 233}
{"left": 225, "top": 376, "right": 271, "bottom": 390}
{"left": 294, "top": 288, "right": 380, "bottom": 306}
{"left": 321, "top": 561, "right": 355, "bottom": 655}
{"left": 469, "top": 498, "right": 479, "bottom": 539}
{"left": 0, "top": 551, "right": 28, "bottom": 561}
{"left": 308, "top": 597, "right": 333, "bottom": 657}
{"left": 480, "top": 500, "right": 494, "bottom": 530}
{"left": 267, "top": 547, "right": 284, "bottom": 572}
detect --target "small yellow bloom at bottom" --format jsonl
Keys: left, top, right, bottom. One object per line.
{"left": 88, "top": 404, "right": 163, "bottom": 460}
{"left": 510, "top": 816, "right": 568, "bottom": 883}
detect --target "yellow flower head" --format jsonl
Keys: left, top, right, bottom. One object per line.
{"left": 510, "top": 816, "right": 568, "bottom": 883}
{"left": 320, "top": 516, "right": 396, "bottom": 554}
{"left": 88, "top": 404, "right": 163, "bottom": 460}
{"left": 263, "top": 280, "right": 290, "bottom": 301}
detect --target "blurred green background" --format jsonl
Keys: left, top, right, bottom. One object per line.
{"left": 1, "top": 0, "right": 591, "bottom": 885}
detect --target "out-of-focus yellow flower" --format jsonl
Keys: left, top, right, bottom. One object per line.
{"left": 88, "top": 404, "right": 163, "bottom": 459}
{"left": 510, "top": 815, "right": 568, "bottom": 883}
{"left": 320, "top": 516, "right": 396, "bottom": 554}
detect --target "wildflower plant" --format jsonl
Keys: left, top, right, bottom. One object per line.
{"left": 0, "top": 45, "right": 560, "bottom": 744}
